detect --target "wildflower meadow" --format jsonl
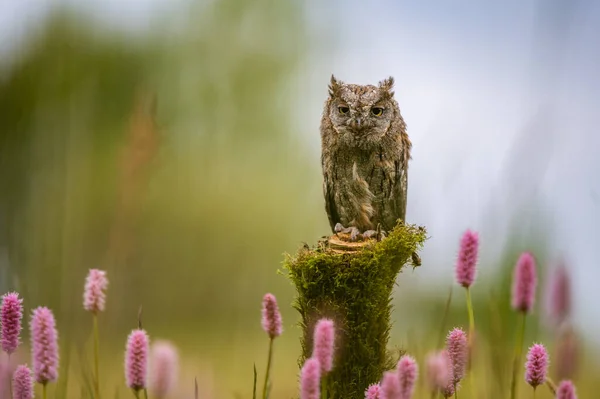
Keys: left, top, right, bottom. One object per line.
{"left": 0, "top": 226, "right": 592, "bottom": 398}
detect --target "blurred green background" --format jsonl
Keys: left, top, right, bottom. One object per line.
{"left": 0, "top": 1, "right": 597, "bottom": 398}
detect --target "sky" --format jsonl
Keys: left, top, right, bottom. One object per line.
{"left": 1, "top": 0, "right": 599, "bottom": 338}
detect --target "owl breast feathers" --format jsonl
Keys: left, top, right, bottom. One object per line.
{"left": 320, "top": 75, "right": 412, "bottom": 233}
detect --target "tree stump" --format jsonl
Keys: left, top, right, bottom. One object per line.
{"left": 284, "top": 223, "right": 426, "bottom": 398}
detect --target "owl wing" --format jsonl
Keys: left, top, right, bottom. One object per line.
{"left": 323, "top": 172, "right": 340, "bottom": 232}
{"left": 391, "top": 159, "right": 408, "bottom": 224}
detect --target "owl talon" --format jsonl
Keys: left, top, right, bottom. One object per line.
{"left": 349, "top": 227, "right": 361, "bottom": 242}
{"left": 411, "top": 251, "right": 422, "bottom": 267}
{"left": 362, "top": 230, "right": 377, "bottom": 239}
{"left": 377, "top": 225, "right": 387, "bottom": 241}
{"left": 334, "top": 223, "right": 345, "bottom": 233}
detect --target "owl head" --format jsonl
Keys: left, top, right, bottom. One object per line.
{"left": 325, "top": 75, "right": 399, "bottom": 147}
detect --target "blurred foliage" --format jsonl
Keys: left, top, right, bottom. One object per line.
{"left": 0, "top": 1, "right": 322, "bottom": 397}
{"left": 0, "top": 0, "right": 319, "bottom": 325}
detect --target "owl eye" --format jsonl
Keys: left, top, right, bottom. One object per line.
{"left": 338, "top": 106, "right": 350, "bottom": 115}
{"left": 371, "top": 107, "right": 384, "bottom": 116}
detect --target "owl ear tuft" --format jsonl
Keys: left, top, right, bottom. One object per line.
{"left": 378, "top": 76, "right": 395, "bottom": 97}
{"left": 328, "top": 75, "right": 342, "bottom": 98}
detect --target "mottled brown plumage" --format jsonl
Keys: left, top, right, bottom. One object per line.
{"left": 320, "top": 75, "right": 412, "bottom": 241}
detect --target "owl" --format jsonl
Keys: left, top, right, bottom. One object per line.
{"left": 320, "top": 75, "right": 412, "bottom": 241}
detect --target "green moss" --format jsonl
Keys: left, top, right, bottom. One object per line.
{"left": 283, "top": 223, "right": 427, "bottom": 398}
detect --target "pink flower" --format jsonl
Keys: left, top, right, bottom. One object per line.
{"left": 83, "top": 269, "right": 109, "bottom": 313}
{"left": 312, "top": 318, "right": 335, "bottom": 374}
{"left": 455, "top": 230, "right": 479, "bottom": 288}
{"left": 30, "top": 307, "right": 59, "bottom": 384}
{"left": 525, "top": 343, "right": 548, "bottom": 388}
{"left": 441, "top": 382, "right": 455, "bottom": 398}
{"left": 12, "top": 364, "right": 34, "bottom": 399}
{"left": 261, "top": 294, "right": 283, "bottom": 339}
{"left": 300, "top": 358, "right": 320, "bottom": 399}
{"left": 544, "top": 264, "right": 571, "bottom": 327}
{"left": 556, "top": 380, "right": 577, "bottom": 399}
{"left": 1, "top": 292, "right": 23, "bottom": 354}
{"left": 512, "top": 252, "right": 537, "bottom": 313}
{"left": 365, "top": 383, "right": 381, "bottom": 399}
{"left": 149, "top": 340, "right": 179, "bottom": 398}
{"left": 446, "top": 328, "right": 468, "bottom": 384}
{"left": 397, "top": 355, "right": 418, "bottom": 399}
{"left": 425, "top": 351, "right": 451, "bottom": 392}
{"left": 125, "top": 329, "right": 149, "bottom": 391}
{"left": 555, "top": 327, "right": 578, "bottom": 380}
{"left": 380, "top": 371, "right": 401, "bottom": 399}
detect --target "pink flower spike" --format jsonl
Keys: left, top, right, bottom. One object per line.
{"left": 525, "top": 343, "right": 548, "bottom": 388}
{"left": 455, "top": 230, "right": 479, "bottom": 288}
{"left": 545, "top": 264, "right": 571, "bottom": 326}
{"left": 30, "top": 307, "right": 59, "bottom": 384}
{"left": 300, "top": 357, "right": 321, "bottom": 399}
{"left": 125, "top": 329, "right": 150, "bottom": 391}
{"left": 555, "top": 327, "right": 578, "bottom": 380}
{"left": 441, "top": 382, "right": 455, "bottom": 398}
{"left": 397, "top": 355, "right": 418, "bottom": 399}
{"left": 83, "top": 269, "right": 109, "bottom": 313}
{"left": 511, "top": 252, "right": 537, "bottom": 313}
{"left": 425, "top": 350, "right": 451, "bottom": 392}
{"left": 365, "top": 383, "right": 381, "bottom": 399}
{"left": 12, "top": 364, "right": 34, "bottom": 399}
{"left": 446, "top": 328, "right": 468, "bottom": 384}
{"left": 261, "top": 293, "right": 283, "bottom": 339}
{"left": 556, "top": 380, "right": 577, "bottom": 399}
{"left": 149, "top": 340, "right": 179, "bottom": 398}
{"left": 380, "top": 371, "right": 401, "bottom": 399}
{"left": 313, "top": 318, "right": 335, "bottom": 374}
{"left": 1, "top": 292, "right": 23, "bottom": 354}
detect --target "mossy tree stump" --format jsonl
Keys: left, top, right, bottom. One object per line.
{"left": 284, "top": 223, "right": 426, "bottom": 398}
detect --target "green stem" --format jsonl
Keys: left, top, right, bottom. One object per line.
{"left": 465, "top": 287, "right": 475, "bottom": 398}
{"left": 262, "top": 338, "right": 274, "bottom": 399}
{"left": 437, "top": 287, "right": 453, "bottom": 349}
{"left": 133, "top": 389, "right": 140, "bottom": 399}
{"left": 8, "top": 354, "right": 12, "bottom": 399}
{"left": 454, "top": 384, "right": 458, "bottom": 399}
{"left": 143, "top": 388, "right": 149, "bottom": 399}
{"left": 545, "top": 377, "right": 557, "bottom": 395}
{"left": 93, "top": 313, "right": 100, "bottom": 399}
{"left": 43, "top": 383, "right": 47, "bottom": 399}
{"left": 510, "top": 313, "right": 527, "bottom": 399}
{"left": 322, "top": 375, "right": 328, "bottom": 399}
{"left": 533, "top": 387, "right": 536, "bottom": 399}
{"left": 465, "top": 287, "right": 475, "bottom": 341}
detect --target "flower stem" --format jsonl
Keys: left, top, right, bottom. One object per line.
{"left": 465, "top": 287, "right": 476, "bottom": 398}
{"left": 545, "top": 377, "right": 557, "bottom": 395}
{"left": 133, "top": 389, "right": 140, "bottom": 399}
{"left": 322, "top": 375, "right": 328, "bottom": 399}
{"left": 8, "top": 354, "right": 12, "bottom": 399}
{"left": 465, "top": 287, "right": 475, "bottom": 339}
{"left": 43, "top": 383, "right": 47, "bottom": 399}
{"left": 143, "top": 388, "right": 149, "bottom": 399}
{"left": 437, "top": 286, "right": 453, "bottom": 349}
{"left": 510, "top": 313, "right": 527, "bottom": 399}
{"left": 262, "top": 338, "right": 274, "bottom": 399}
{"left": 93, "top": 313, "right": 100, "bottom": 399}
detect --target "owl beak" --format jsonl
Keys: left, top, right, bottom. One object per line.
{"left": 353, "top": 117, "right": 363, "bottom": 129}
